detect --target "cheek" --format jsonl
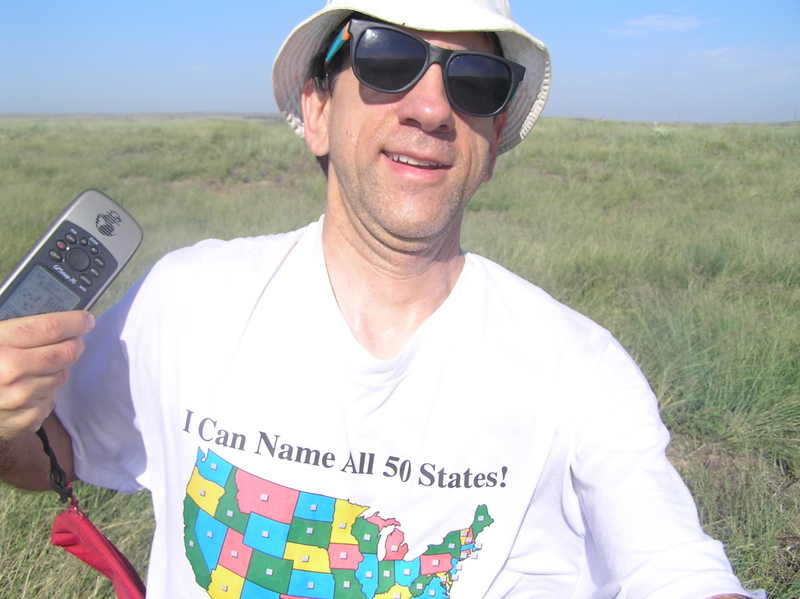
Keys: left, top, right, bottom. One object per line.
{"left": 326, "top": 86, "right": 371, "bottom": 157}
{"left": 325, "top": 105, "right": 353, "bottom": 159}
{"left": 327, "top": 119, "right": 362, "bottom": 169}
{"left": 465, "top": 123, "right": 497, "bottom": 168}
{"left": 473, "top": 117, "right": 504, "bottom": 181}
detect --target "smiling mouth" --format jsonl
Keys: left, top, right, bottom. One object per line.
{"left": 386, "top": 152, "right": 448, "bottom": 169}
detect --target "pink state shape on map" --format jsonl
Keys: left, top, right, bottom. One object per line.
{"left": 366, "top": 512, "right": 401, "bottom": 530}
{"left": 420, "top": 553, "right": 453, "bottom": 576}
{"left": 218, "top": 528, "right": 254, "bottom": 578}
{"left": 382, "top": 528, "right": 409, "bottom": 561}
{"left": 234, "top": 470, "right": 300, "bottom": 524}
{"left": 327, "top": 543, "right": 365, "bottom": 570}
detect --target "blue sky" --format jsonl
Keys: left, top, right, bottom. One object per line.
{"left": 1, "top": 1, "right": 798, "bottom": 122}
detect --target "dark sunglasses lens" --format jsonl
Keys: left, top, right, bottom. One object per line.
{"left": 355, "top": 28, "right": 427, "bottom": 91}
{"left": 448, "top": 54, "right": 512, "bottom": 115}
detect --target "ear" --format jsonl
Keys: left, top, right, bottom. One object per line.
{"left": 482, "top": 111, "right": 508, "bottom": 183}
{"left": 301, "top": 79, "right": 331, "bottom": 157}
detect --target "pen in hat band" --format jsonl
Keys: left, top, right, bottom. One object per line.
{"left": 324, "top": 21, "right": 352, "bottom": 67}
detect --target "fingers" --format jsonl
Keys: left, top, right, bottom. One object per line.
{"left": 0, "top": 311, "right": 95, "bottom": 441}
{"left": 0, "top": 372, "right": 66, "bottom": 440}
{"left": 0, "top": 310, "right": 95, "bottom": 350}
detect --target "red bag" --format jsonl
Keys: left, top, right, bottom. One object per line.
{"left": 37, "top": 427, "right": 147, "bottom": 598}
{"left": 51, "top": 497, "right": 147, "bottom": 599}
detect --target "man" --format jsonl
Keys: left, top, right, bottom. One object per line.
{"left": 0, "top": 1, "right": 759, "bottom": 597}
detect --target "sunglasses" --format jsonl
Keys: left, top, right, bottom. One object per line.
{"left": 324, "top": 19, "right": 526, "bottom": 118}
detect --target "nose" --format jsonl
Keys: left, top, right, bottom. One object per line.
{"left": 395, "top": 64, "right": 456, "bottom": 134}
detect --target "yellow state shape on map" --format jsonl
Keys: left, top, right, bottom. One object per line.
{"left": 208, "top": 566, "right": 245, "bottom": 599}
{"left": 186, "top": 468, "right": 225, "bottom": 515}
{"left": 284, "top": 542, "right": 331, "bottom": 572}
{"left": 376, "top": 583, "right": 413, "bottom": 599}
{"left": 460, "top": 529, "right": 474, "bottom": 545}
{"left": 330, "top": 499, "right": 369, "bottom": 544}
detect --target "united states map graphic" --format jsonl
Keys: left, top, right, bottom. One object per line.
{"left": 184, "top": 449, "right": 494, "bottom": 598}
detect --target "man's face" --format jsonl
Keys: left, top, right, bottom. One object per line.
{"left": 303, "top": 27, "right": 508, "bottom": 257}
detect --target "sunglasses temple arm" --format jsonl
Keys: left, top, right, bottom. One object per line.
{"left": 324, "top": 22, "right": 352, "bottom": 66}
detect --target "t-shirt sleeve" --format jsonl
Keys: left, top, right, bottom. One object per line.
{"left": 54, "top": 277, "right": 148, "bottom": 495}
{"left": 569, "top": 333, "right": 758, "bottom": 599}
{"left": 52, "top": 231, "right": 304, "bottom": 496}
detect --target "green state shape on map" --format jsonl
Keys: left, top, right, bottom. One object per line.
{"left": 375, "top": 560, "right": 397, "bottom": 594}
{"left": 408, "top": 574, "right": 435, "bottom": 597}
{"left": 287, "top": 516, "right": 333, "bottom": 550}
{"left": 214, "top": 467, "right": 248, "bottom": 535}
{"left": 351, "top": 517, "right": 381, "bottom": 555}
{"left": 472, "top": 504, "right": 494, "bottom": 537}
{"left": 332, "top": 569, "right": 366, "bottom": 599}
{"left": 183, "top": 496, "right": 212, "bottom": 590}
{"left": 424, "top": 530, "right": 462, "bottom": 559}
{"left": 245, "top": 550, "right": 294, "bottom": 594}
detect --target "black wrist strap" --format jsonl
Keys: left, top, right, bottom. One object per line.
{"left": 35, "top": 425, "right": 73, "bottom": 503}
{"left": 34, "top": 426, "right": 147, "bottom": 598}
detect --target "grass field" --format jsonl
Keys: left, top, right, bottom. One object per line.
{"left": 0, "top": 116, "right": 798, "bottom": 597}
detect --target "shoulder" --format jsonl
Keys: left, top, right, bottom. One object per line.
{"left": 143, "top": 222, "right": 317, "bottom": 295}
{"left": 463, "top": 252, "right": 651, "bottom": 409}
{"left": 126, "top": 222, "right": 317, "bottom": 326}
{"left": 154, "top": 226, "right": 308, "bottom": 277}
{"left": 465, "top": 252, "right": 613, "bottom": 349}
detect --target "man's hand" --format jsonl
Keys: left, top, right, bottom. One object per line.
{"left": 0, "top": 311, "right": 94, "bottom": 442}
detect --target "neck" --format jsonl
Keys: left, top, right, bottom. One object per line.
{"left": 321, "top": 201, "right": 465, "bottom": 360}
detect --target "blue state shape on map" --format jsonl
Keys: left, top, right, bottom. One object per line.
{"left": 294, "top": 492, "right": 336, "bottom": 523}
{"left": 423, "top": 578, "right": 450, "bottom": 599}
{"left": 241, "top": 580, "right": 281, "bottom": 599}
{"left": 448, "top": 556, "right": 460, "bottom": 576}
{"left": 196, "top": 449, "right": 234, "bottom": 488}
{"left": 355, "top": 554, "right": 379, "bottom": 597}
{"left": 394, "top": 558, "right": 421, "bottom": 586}
{"left": 243, "top": 513, "right": 291, "bottom": 557}
{"left": 195, "top": 510, "right": 228, "bottom": 572}
{"left": 288, "top": 570, "right": 336, "bottom": 599}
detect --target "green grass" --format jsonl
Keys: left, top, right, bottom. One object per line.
{"left": 1, "top": 116, "right": 798, "bottom": 597}
{"left": 472, "top": 119, "right": 800, "bottom": 452}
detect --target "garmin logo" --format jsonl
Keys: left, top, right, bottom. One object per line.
{"left": 96, "top": 210, "right": 123, "bottom": 236}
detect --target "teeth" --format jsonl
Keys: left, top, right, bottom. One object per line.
{"left": 389, "top": 153, "right": 442, "bottom": 168}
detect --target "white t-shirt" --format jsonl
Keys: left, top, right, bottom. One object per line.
{"left": 55, "top": 218, "right": 755, "bottom": 599}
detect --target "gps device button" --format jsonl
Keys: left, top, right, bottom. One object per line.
{"left": 66, "top": 248, "right": 91, "bottom": 271}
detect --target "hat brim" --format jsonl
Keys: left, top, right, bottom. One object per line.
{"left": 272, "top": 4, "right": 550, "bottom": 154}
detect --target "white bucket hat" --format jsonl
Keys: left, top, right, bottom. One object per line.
{"left": 273, "top": 0, "right": 551, "bottom": 155}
